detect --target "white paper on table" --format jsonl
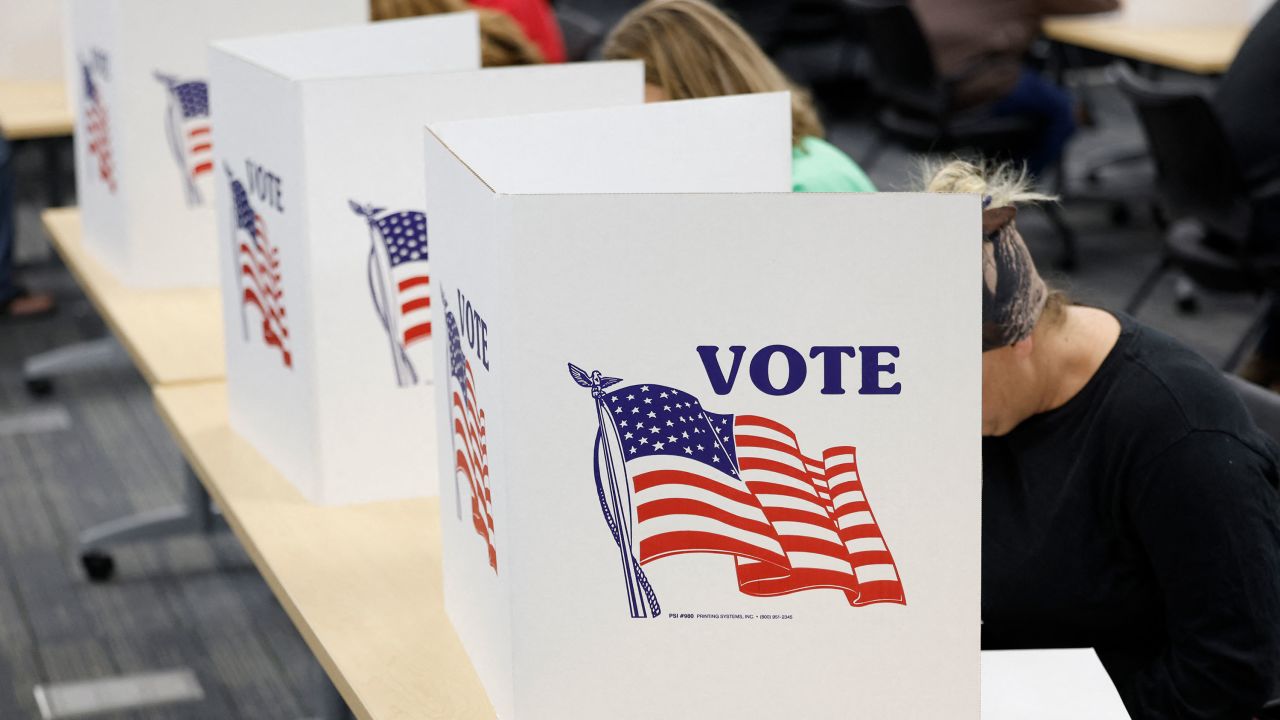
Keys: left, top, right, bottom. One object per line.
{"left": 982, "top": 649, "right": 1130, "bottom": 720}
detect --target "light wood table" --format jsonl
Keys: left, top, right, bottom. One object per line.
{"left": 0, "top": 79, "right": 72, "bottom": 140}
{"left": 1043, "top": 17, "right": 1248, "bottom": 75}
{"left": 154, "top": 381, "right": 495, "bottom": 720}
{"left": 40, "top": 208, "right": 225, "bottom": 386}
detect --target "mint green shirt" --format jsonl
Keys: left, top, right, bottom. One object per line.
{"left": 791, "top": 136, "right": 877, "bottom": 193}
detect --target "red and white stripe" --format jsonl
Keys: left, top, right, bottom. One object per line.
{"left": 236, "top": 215, "right": 292, "bottom": 368}
{"left": 393, "top": 267, "right": 431, "bottom": 348}
{"left": 185, "top": 123, "right": 213, "bottom": 181}
{"left": 632, "top": 453, "right": 787, "bottom": 569}
{"left": 453, "top": 359, "right": 495, "bottom": 571}
{"left": 628, "top": 415, "right": 904, "bottom": 607}
{"left": 86, "top": 101, "right": 116, "bottom": 193}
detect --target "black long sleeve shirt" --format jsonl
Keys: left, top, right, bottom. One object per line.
{"left": 982, "top": 314, "right": 1280, "bottom": 719}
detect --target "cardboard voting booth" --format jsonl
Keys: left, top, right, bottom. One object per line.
{"left": 426, "top": 93, "right": 983, "bottom": 719}
{"left": 65, "top": 0, "right": 369, "bottom": 289}
{"left": 211, "top": 20, "right": 643, "bottom": 506}
{"left": 0, "top": 0, "right": 65, "bottom": 81}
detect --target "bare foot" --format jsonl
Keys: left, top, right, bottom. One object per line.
{"left": 2, "top": 291, "right": 56, "bottom": 319}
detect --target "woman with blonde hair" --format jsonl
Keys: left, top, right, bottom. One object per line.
{"left": 370, "top": 0, "right": 550, "bottom": 67}
{"left": 602, "top": 0, "right": 875, "bottom": 193}
{"left": 933, "top": 159, "right": 1280, "bottom": 719}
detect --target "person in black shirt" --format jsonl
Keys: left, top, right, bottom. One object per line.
{"left": 929, "top": 160, "right": 1280, "bottom": 719}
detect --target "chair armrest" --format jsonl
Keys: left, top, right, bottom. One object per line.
{"left": 1251, "top": 175, "right": 1280, "bottom": 204}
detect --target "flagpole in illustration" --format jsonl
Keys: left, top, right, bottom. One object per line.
{"left": 350, "top": 201, "right": 417, "bottom": 386}
{"left": 225, "top": 164, "right": 248, "bottom": 342}
{"left": 569, "top": 363, "right": 661, "bottom": 619}
{"left": 155, "top": 72, "right": 198, "bottom": 205}
{"left": 444, "top": 288, "right": 466, "bottom": 521}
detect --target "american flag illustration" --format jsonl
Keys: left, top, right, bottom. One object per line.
{"left": 350, "top": 203, "right": 430, "bottom": 386}
{"left": 81, "top": 60, "right": 116, "bottom": 193}
{"left": 570, "top": 364, "right": 904, "bottom": 618}
{"left": 228, "top": 167, "right": 291, "bottom": 369}
{"left": 156, "top": 73, "right": 212, "bottom": 205}
{"left": 446, "top": 295, "right": 495, "bottom": 571}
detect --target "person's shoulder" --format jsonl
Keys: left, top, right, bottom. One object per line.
{"left": 791, "top": 137, "right": 877, "bottom": 193}
{"left": 1104, "top": 314, "right": 1276, "bottom": 461}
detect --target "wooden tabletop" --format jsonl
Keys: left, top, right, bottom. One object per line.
{"left": 1043, "top": 17, "right": 1248, "bottom": 75}
{"left": 41, "top": 208, "right": 226, "bottom": 386}
{"left": 0, "top": 79, "right": 72, "bottom": 141}
{"left": 153, "top": 381, "right": 495, "bottom": 720}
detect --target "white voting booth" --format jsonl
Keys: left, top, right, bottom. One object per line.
{"left": 211, "top": 18, "right": 643, "bottom": 506}
{"left": 64, "top": 0, "right": 368, "bottom": 289}
{"left": 425, "top": 93, "right": 983, "bottom": 719}
{"left": 0, "top": 0, "right": 65, "bottom": 81}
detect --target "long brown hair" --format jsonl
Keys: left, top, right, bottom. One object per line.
{"left": 370, "top": 0, "right": 544, "bottom": 66}
{"left": 602, "top": 0, "right": 823, "bottom": 147}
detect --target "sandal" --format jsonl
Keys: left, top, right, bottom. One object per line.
{"left": 0, "top": 287, "right": 56, "bottom": 320}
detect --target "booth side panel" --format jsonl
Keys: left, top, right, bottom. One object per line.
{"left": 211, "top": 49, "right": 323, "bottom": 501}
{"left": 425, "top": 129, "right": 516, "bottom": 719}
{"left": 303, "top": 80, "right": 439, "bottom": 505}
{"left": 67, "top": 0, "right": 131, "bottom": 277}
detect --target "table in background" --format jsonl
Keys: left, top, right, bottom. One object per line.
{"left": 0, "top": 80, "right": 73, "bottom": 206}
{"left": 156, "top": 382, "right": 1131, "bottom": 720}
{"left": 0, "top": 79, "right": 71, "bottom": 140}
{"left": 35, "top": 208, "right": 225, "bottom": 388}
{"left": 1043, "top": 17, "right": 1247, "bottom": 75}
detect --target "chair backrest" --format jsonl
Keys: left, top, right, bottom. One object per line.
{"left": 846, "top": 0, "right": 945, "bottom": 116}
{"left": 1115, "top": 64, "right": 1251, "bottom": 241}
{"left": 1228, "top": 374, "right": 1280, "bottom": 444}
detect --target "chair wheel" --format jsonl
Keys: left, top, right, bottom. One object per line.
{"left": 25, "top": 378, "right": 54, "bottom": 397}
{"left": 81, "top": 551, "right": 116, "bottom": 583}
{"left": 1176, "top": 293, "right": 1200, "bottom": 314}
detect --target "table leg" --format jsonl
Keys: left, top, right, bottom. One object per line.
{"left": 77, "top": 463, "right": 228, "bottom": 582}
{"left": 41, "top": 137, "right": 65, "bottom": 207}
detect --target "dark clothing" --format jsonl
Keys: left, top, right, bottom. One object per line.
{"left": 1, "top": 134, "right": 17, "bottom": 305}
{"left": 991, "top": 68, "right": 1077, "bottom": 178}
{"left": 911, "top": 0, "right": 1117, "bottom": 109}
{"left": 982, "top": 313, "right": 1280, "bottom": 719}
{"left": 1217, "top": 3, "right": 1280, "bottom": 194}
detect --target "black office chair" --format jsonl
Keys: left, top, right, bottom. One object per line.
{"left": 847, "top": 0, "right": 1079, "bottom": 269}
{"left": 1117, "top": 64, "right": 1280, "bottom": 372}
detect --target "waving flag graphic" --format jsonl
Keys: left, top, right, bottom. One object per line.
{"left": 570, "top": 365, "right": 905, "bottom": 618}
{"left": 227, "top": 167, "right": 291, "bottom": 369}
{"left": 156, "top": 73, "right": 212, "bottom": 205}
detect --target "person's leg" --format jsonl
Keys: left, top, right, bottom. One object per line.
{"left": 0, "top": 135, "right": 55, "bottom": 318}
{"left": 991, "top": 68, "right": 1078, "bottom": 179}
{"left": 0, "top": 134, "right": 17, "bottom": 306}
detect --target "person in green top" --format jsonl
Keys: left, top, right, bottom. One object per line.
{"left": 603, "top": 0, "right": 876, "bottom": 194}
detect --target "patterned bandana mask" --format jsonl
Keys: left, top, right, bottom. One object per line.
{"left": 982, "top": 200, "right": 1047, "bottom": 352}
